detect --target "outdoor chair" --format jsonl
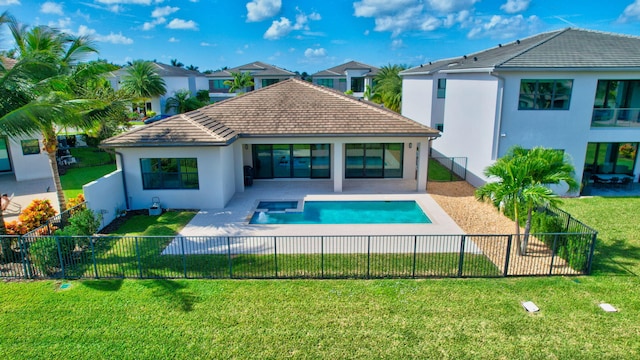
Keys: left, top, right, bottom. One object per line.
{"left": 608, "top": 177, "right": 620, "bottom": 188}
{"left": 591, "top": 175, "right": 607, "bottom": 188}
{"left": 1, "top": 194, "right": 21, "bottom": 215}
{"left": 619, "top": 177, "right": 632, "bottom": 190}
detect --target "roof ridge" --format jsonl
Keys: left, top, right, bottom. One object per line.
{"left": 568, "top": 27, "right": 640, "bottom": 40}
{"left": 495, "top": 28, "right": 569, "bottom": 67}
{"left": 180, "top": 113, "right": 228, "bottom": 140}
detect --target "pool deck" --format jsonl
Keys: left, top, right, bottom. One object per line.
{"left": 178, "top": 179, "right": 464, "bottom": 237}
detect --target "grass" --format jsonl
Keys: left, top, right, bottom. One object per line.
{"left": 2, "top": 196, "right": 639, "bottom": 358}
{"left": 428, "top": 158, "right": 461, "bottom": 181}
{"left": 68, "top": 147, "right": 114, "bottom": 166}
{"left": 59, "top": 163, "right": 116, "bottom": 200}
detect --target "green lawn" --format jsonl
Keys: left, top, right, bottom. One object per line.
{"left": 1, "top": 197, "right": 639, "bottom": 358}
{"left": 68, "top": 147, "right": 114, "bottom": 166}
{"left": 59, "top": 163, "right": 116, "bottom": 200}
{"left": 428, "top": 158, "right": 461, "bottom": 181}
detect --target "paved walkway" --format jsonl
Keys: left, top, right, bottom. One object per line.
{"left": 164, "top": 180, "right": 477, "bottom": 255}
{"left": 0, "top": 173, "right": 59, "bottom": 222}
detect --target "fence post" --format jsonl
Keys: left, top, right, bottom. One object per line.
{"left": 587, "top": 232, "right": 598, "bottom": 275}
{"left": 19, "top": 236, "right": 31, "bottom": 279}
{"left": 181, "top": 236, "right": 187, "bottom": 279}
{"left": 274, "top": 237, "right": 278, "bottom": 278}
{"left": 503, "top": 235, "right": 512, "bottom": 277}
{"left": 55, "top": 237, "right": 65, "bottom": 279}
{"left": 412, "top": 235, "right": 418, "bottom": 278}
{"left": 134, "top": 236, "right": 142, "bottom": 279}
{"left": 449, "top": 157, "right": 454, "bottom": 181}
{"left": 457, "top": 235, "right": 466, "bottom": 277}
{"left": 227, "top": 237, "right": 232, "bottom": 278}
{"left": 90, "top": 236, "right": 99, "bottom": 279}
{"left": 367, "top": 236, "right": 371, "bottom": 279}
{"left": 564, "top": 214, "right": 572, "bottom": 232}
{"left": 549, "top": 234, "right": 559, "bottom": 276}
{"left": 321, "top": 236, "right": 324, "bottom": 279}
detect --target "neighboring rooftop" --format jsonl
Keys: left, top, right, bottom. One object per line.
{"left": 101, "top": 79, "right": 438, "bottom": 147}
{"left": 206, "top": 61, "right": 296, "bottom": 78}
{"left": 401, "top": 28, "right": 640, "bottom": 75}
{"left": 1, "top": 56, "right": 17, "bottom": 70}
{"left": 106, "top": 62, "right": 204, "bottom": 78}
{"left": 312, "top": 61, "right": 380, "bottom": 77}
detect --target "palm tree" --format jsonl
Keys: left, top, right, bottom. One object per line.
{"left": 0, "top": 14, "right": 107, "bottom": 213}
{"left": 164, "top": 89, "right": 204, "bottom": 114}
{"left": 223, "top": 71, "right": 254, "bottom": 94}
{"left": 170, "top": 59, "right": 184, "bottom": 68}
{"left": 373, "top": 64, "right": 407, "bottom": 113}
{"left": 476, "top": 146, "right": 578, "bottom": 255}
{"left": 119, "top": 60, "right": 167, "bottom": 115}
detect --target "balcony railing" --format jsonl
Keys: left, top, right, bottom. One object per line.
{"left": 591, "top": 108, "right": 640, "bottom": 128}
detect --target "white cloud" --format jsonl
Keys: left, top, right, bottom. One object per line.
{"left": 168, "top": 37, "right": 179, "bottom": 42}
{"left": 143, "top": 17, "right": 166, "bottom": 30}
{"left": 152, "top": 6, "right": 179, "bottom": 18}
{"left": 200, "top": 42, "right": 215, "bottom": 46}
{"left": 264, "top": 17, "right": 291, "bottom": 39}
{"left": 444, "top": 10, "right": 471, "bottom": 27}
{"left": 0, "top": 0, "right": 21, "bottom": 5}
{"left": 75, "top": 25, "right": 134, "bottom": 44}
{"left": 427, "top": 0, "right": 479, "bottom": 13}
{"left": 304, "top": 48, "right": 326, "bottom": 58}
{"left": 500, "top": 0, "right": 530, "bottom": 14}
{"left": 391, "top": 39, "right": 404, "bottom": 49}
{"left": 246, "top": 0, "right": 281, "bottom": 22}
{"left": 95, "top": 0, "right": 160, "bottom": 4}
{"left": 166, "top": 18, "right": 199, "bottom": 30}
{"left": 353, "top": 0, "right": 415, "bottom": 17}
{"left": 48, "top": 17, "right": 72, "bottom": 29}
{"left": 467, "top": 14, "right": 540, "bottom": 39}
{"left": 618, "top": 0, "right": 640, "bottom": 23}
{"left": 41, "top": 2, "right": 64, "bottom": 15}
{"left": 308, "top": 12, "right": 321, "bottom": 21}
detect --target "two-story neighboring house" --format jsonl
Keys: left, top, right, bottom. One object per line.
{"left": 401, "top": 28, "right": 640, "bottom": 195}
{"left": 106, "top": 62, "right": 209, "bottom": 115}
{"left": 311, "top": 61, "right": 379, "bottom": 99}
{"left": 206, "top": 61, "right": 296, "bottom": 102}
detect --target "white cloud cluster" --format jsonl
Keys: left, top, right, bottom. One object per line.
{"left": 263, "top": 9, "right": 321, "bottom": 40}
{"left": 304, "top": 48, "right": 326, "bottom": 58}
{"left": 467, "top": 14, "right": 540, "bottom": 39}
{"left": 76, "top": 25, "right": 134, "bottom": 44}
{"left": 41, "top": 2, "right": 64, "bottom": 15}
{"left": 167, "top": 19, "right": 199, "bottom": 30}
{"left": 95, "top": 0, "right": 163, "bottom": 5}
{"left": 48, "top": 17, "right": 72, "bottom": 29}
{"left": 618, "top": 0, "right": 640, "bottom": 23}
{"left": 0, "top": 0, "right": 21, "bottom": 5}
{"left": 246, "top": 0, "right": 282, "bottom": 22}
{"left": 143, "top": 6, "right": 179, "bottom": 30}
{"left": 500, "top": 0, "right": 530, "bottom": 14}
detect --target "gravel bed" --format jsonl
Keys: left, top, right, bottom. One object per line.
{"left": 428, "top": 181, "right": 578, "bottom": 275}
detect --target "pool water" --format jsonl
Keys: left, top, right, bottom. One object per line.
{"left": 250, "top": 200, "right": 431, "bottom": 224}
{"left": 257, "top": 201, "right": 298, "bottom": 211}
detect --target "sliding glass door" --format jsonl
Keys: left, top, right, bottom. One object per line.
{"left": 252, "top": 144, "right": 330, "bottom": 179}
{"left": 345, "top": 143, "right": 404, "bottom": 178}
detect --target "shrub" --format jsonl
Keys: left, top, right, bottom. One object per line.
{"left": 5, "top": 220, "right": 28, "bottom": 235}
{"left": 557, "top": 234, "right": 590, "bottom": 271}
{"left": 66, "top": 194, "right": 85, "bottom": 210}
{"left": 29, "top": 237, "right": 75, "bottom": 275}
{"left": 18, "top": 199, "right": 57, "bottom": 232}
{"left": 530, "top": 211, "right": 565, "bottom": 234}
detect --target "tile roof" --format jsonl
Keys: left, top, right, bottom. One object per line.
{"left": 206, "top": 61, "right": 296, "bottom": 78}
{"left": 401, "top": 28, "right": 640, "bottom": 75}
{"left": 1, "top": 57, "right": 17, "bottom": 70}
{"left": 102, "top": 79, "right": 438, "bottom": 147}
{"left": 107, "top": 62, "right": 205, "bottom": 78}
{"left": 312, "top": 61, "right": 380, "bottom": 77}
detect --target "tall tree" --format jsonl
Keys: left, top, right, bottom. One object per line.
{"left": 475, "top": 146, "right": 578, "bottom": 255}
{"left": 170, "top": 59, "right": 184, "bottom": 68}
{"left": 223, "top": 71, "right": 254, "bottom": 94}
{"left": 373, "top": 64, "right": 407, "bottom": 113}
{"left": 119, "top": 60, "right": 166, "bottom": 115}
{"left": 0, "top": 13, "right": 107, "bottom": 213}
{"left": 164, "top": 89, "right": 204, "bottom": 114}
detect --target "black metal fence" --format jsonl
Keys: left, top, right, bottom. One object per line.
{"left": 24, "top": 202, "right": 87, "bottom": 237}
{"left": 431, "top": 156, "right": 467, "bottom": 181}
{"left": 1, "top": 229, "right": 596, "bottom": 280}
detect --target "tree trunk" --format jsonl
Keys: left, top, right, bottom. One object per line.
{"left": 514, "top": 202, "right": 522, "bottom": 256}
{"left": 47, "top": 151, "right": 67, "bottom": 212}
{"left": 522, "top": 206, "right": 533, "bottom": 256}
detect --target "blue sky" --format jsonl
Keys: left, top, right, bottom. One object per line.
{"left": 2, "top": 0, "right": 640, "bottom": 73}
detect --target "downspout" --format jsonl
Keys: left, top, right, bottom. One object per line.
{"left": 115, "top": 151, "right": 130, "bottom": 210}
{"left": 489, "top": 71, "right": 505, "bottom": 160}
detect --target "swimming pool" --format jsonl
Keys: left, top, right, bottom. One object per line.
{"left": 249, "top": 200, "right": 431, "bottom": 224}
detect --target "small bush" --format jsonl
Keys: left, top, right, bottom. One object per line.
{"left": 530, "top": 212, "right": 564, "bottom": 234}
{"left": 66, "top": 194, "right": 85, "bottom": 210}
{"left": 19, "top": 199, "right": 57, "bottom": 231}
{"left": 29, "top": 237, "right": 75, "bottom": 275}
{"left": 5, "top": 220, "right": 28, "bottom": 235}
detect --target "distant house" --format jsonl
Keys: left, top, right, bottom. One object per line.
{"left": 0, "top": 57, "right": 52, "bottom": 182}
{"left": 92, "top": 79, "right": 438, "bottom": 220}
{"left": 206, "top": 61, "right": 296, "bottom": 102}
{"left": 311, "top": 61, "right": 380, "bottom": 98}
{"left": 105, "top": 62, "right": 209, "bottom": 115}
{"left": 401, "top": 28, "right": 640, "bottom": 195}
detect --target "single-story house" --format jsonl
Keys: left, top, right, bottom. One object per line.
{"left": 92, "top": 79, "right": 439, "bottom": 219}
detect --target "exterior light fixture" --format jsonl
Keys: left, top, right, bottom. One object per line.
{"left": 408, "top": 143, "right": 412, "bottom": 149}
{"left": 244, "top": 144, "right": 248, "bottom": 150}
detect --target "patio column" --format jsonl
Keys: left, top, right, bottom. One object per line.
{"left": 333, "top": 141, "right": 344, "bottom": 192}
{"left": 416, "top": 140, "right": 429, "bottom": 192}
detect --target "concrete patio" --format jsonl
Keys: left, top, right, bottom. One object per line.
{"left": 0, "top": 173, "right": 60, "bottom": 222}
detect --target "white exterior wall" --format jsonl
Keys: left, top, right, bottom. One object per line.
{"left": 117, "top": 146, "right": 235, "bottom": 210}
{"left": 432, "top": 73, "right": 499, "bottom": 187}
{"left": 8, "top": 136, "right": 52, "bottom": 181}
{"left": 83, "top": 170, "right": 126, "bottom": 230}
{"left": 254, "top": 76, "right": 294, "bottom": 90}
{"left": 401, "top": 75, "right": 434, "bottom": 127}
